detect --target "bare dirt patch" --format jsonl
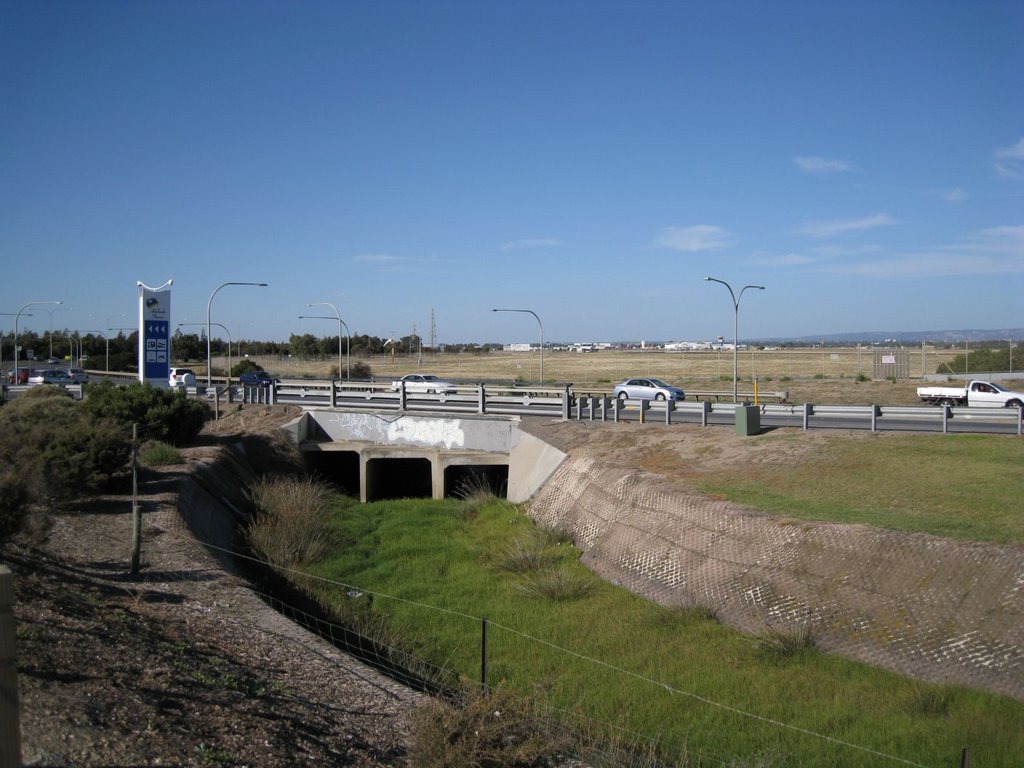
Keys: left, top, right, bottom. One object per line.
{"left": 10, "top": 403, "right": 422, "bottom": 767}
{"left": 519, "top": 415, "right": 876, "bottom": 482}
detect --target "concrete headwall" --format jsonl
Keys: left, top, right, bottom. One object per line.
{"left": 527, "top": 455, "right": 1024, "bottom": 700}
{"left": 297, "top": 410, "right": 567, "bottom": 503}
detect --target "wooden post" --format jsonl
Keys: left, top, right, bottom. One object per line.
{"left": 481, "top": 617, "right": 489, "bottom": 697}
{"left": 130, "top": 422, "right": 142, "bottom": 574}
{"left": 0, "top": 566, "right": 22, "bottom": 768}
{"left": 960, "top": 747, "right": 970, "bottom": 767}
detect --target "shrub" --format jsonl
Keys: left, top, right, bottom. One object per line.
{"left": 518, "top": 568, "right": 595, "bottom": 601}
{"left": 231, "top": 359, "right": 262, "bottom": 377}
{"left": 756, "top": 625, "right": 818, "bottom": 661}
{"left": 0, "top": 387, "right": 131, "bottom": 504}
{"left": 0, "top": 472, "right": 30, "bottom": 544}
{"left": 246, "top": 475, "right": 337, "bottom": 568}
{"left": 855, "top": 372, "right": 870, "bottom": 382}
{"left": 350, "top": 361, "right": 372, "bottom": 379}
{"left": 138, "top": 441, "right": 184, "bottom": 466}
{"left": 498, "top": 536, "right": 558, "bottom": 573}
{"left": 84, "top": 380, "right": 208, "bottom": 446}
{"left": 410, "top": 682, "right": 573, "bottom": 768}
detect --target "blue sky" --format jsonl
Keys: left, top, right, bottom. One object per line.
{"left": 2, "top": 0, "right": 1022, "bottom": 345}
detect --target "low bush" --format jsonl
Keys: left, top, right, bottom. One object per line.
{"left": 84, "top": 380, "right": 208, "bottom": 446}
{"left": 246, "top": 475, "right": 337, "bottom": 568}
{"left": 0, "top": 472, "right": 30, "bottom": 544}
{"left": 410, "top": 682, "right": 573, "bottom": 768}
{"left": 138, "top": 441, "right": 183, "bottom": 466}
{"left": 517, "top": 568, "right": 595, "bottom": 601}
{"left": 0, "top": 387, "right": 131, "bottom": 506}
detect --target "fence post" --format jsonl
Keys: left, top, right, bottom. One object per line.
{"left": 960, "top": 747, "right": 970, "bottom": 767}
{"left": 130, "top": 422, "right": 142, "bottom": 574}
{"left": 0, "top": 566, "right": 21, "bottom": 768}
{"left": 481, "top": 617, "right": 489, "bottom": 697}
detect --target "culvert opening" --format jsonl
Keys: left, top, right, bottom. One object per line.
{"left": 444, "top": 465, "right": 509, "bottom": 499}
{"left": 303, "top": 450, "right": 361, "bottom": 497}
{"left": 365, "top": 457, "right": 433, "bottom": 501}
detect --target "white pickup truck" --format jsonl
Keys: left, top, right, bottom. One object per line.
{"left": 917, "top": 380, "right": 1024, "bottom": 408}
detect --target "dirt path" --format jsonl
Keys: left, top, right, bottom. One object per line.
{"left": 11, "top": 405, "right": 424, "bottom": 767}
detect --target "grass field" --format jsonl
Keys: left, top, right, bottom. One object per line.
{"left": 695, "top": 432, "right": 1024, "bottom": 546}
{"left": 303, "top": 495, "right": 1024, "bottom": 768}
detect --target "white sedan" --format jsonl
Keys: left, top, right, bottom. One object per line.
{"left": 612, "top": 377, "right": 686, "bottom": 402}
{"left": 391, "top": 374, "right": 458, "bottom": 394}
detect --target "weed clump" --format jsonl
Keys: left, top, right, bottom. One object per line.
{"left": 246, "top": 475, "right": 337, "bottom": 568}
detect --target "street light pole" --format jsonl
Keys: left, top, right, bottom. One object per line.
{"left": 206, "top": 282, "right": 267, "bottom": 387}
{"left": 14, "top": 300, "right": 62, "bottom": 381}
{"left": 305, "top": 302, "right": 347, "bottom": 379}
{"left": 97, "top": 314, "right": 127, "bottom": 372}
{"left": 299, "top": 312, "right": 350, "bottom": 379}
{"left": 41, "top": 306, "right": 70, "bottom": 358}
{"left": 180, "top": 322, "right": 231, "bottom": 385}
{"left": 492, "top": 308, "right": 544, "bottom": 383}
{"left": 704, "top": 277, "right": 765, "bottom": 403}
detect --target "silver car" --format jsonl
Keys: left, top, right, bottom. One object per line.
{"left": 612, "top": 377, "right": 685, "bottom": 402}
{"left": 28, "top": 369, "right": 72, "bottom": 385}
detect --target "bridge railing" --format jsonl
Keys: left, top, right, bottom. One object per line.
{"left": 240, "top": 379, "right": 1024, "bottom": 435}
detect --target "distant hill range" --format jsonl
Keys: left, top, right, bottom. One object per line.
{"left": 760, "top": 329, "right": 1024, "bottom": 345}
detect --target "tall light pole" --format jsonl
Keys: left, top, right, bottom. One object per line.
{"left": 492, "top": 308, "right": 544, "bottom": 383}
{"left": 95, "top": 313, "right": 127, "bottom": 372}
{"left": 304, "top": 302, "right": 347, "bottom": 379}
{"left": 180, "top": 322, "right": 232, "bottom": 384}
{"left": 299, "top": 307, "right": 350, "bottom": 379}
{"left": 15, "top": 300, "right": 62, "bottom": 381}
{"left": 1, "top": 313, "right": 32, "bottom": 372}
{"left": 704, "top": 277, "right": 765, "bottom": 403}
{"left": 206, "top": 282, "right": 267, "bottom": 386}
{"left": 41, "top": 306, "right": 70, "bottom": 358}
{"left": 79, "top": 330, "right": 106, "bottom": 369}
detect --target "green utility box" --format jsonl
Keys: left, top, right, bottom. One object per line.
{"left": 735, "top": 404, "right": 761, "bottom": 436}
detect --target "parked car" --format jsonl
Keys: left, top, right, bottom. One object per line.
{"left": 28, "top": 369, "right": 72, "bottom": 385}
{"left": 5, "top": 369, "right": 30, "bottom": 384}
{"left": 169, "top": 368, "right": 197, "bottom": 387}
{"left": 238, "top": 369, "right": 277, "bottom": 386}
{"left": 612, "top": 377, "right": 685, "bottom": 402}
{"left": 46, "top": 356, "right": 63, "bottom": 365}
{"left": 65, "top": 367, "right": 89, "bottom": 383}
{"left": 390, "top": 374, "right": 458, "bottom": 394}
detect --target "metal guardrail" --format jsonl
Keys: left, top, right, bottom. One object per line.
{"left": 258, "top": 381, "right": 1022, "bottom": 435}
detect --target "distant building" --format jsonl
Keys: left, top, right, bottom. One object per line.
{"left": 505, "top": 343, "right": 533, "bottom": 352}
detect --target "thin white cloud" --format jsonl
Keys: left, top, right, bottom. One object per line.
{"left": 353, "top": 253, "right": 406, "bottom": 264}
{"left": 655, "top": 224, "right": 736, "bottom": 252}
{"left": 794, "top": 156, "right": 854, "bottom": 174}
{"left": 795, "top": 213, "right": 897, "bottom": 239}
{"left": 818, "top": 225, "right": 1024, "bottom": 278}
{"left": 815, "top": 244, "right": 882, "bottom": 258}
{"left": 500, "top": 238, "right": 561, "bottom": 251}
{"left": 749, "top": 253, "right": 822, "bottom": 267}
{"left": 943, "top": 187, "right": 968, "bottom": 203}
{"left": 993, "top": 137, "right": 1024, "bottom": 179}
